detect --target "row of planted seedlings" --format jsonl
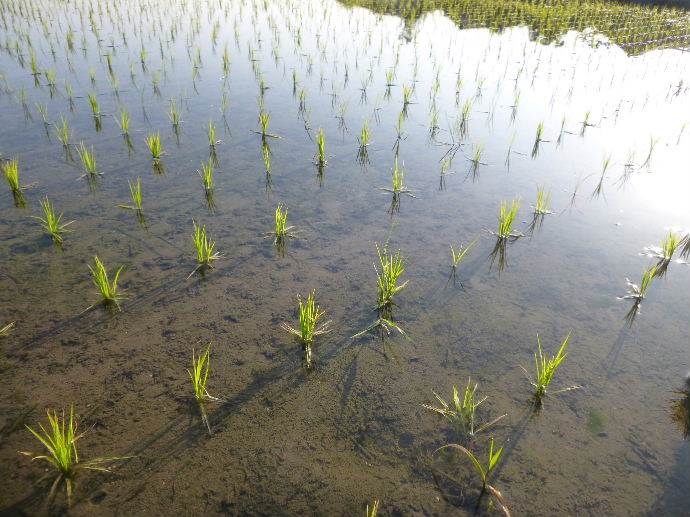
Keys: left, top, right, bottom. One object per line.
{"left": 0, "top": 189, "right": 598, "bottom": 514}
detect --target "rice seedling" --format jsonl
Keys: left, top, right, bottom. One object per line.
{"left": 438, "top": 437, "right": 503, "bottom": 487}
{"left": 531, "top": 121, "right": 544, "bottom": 158}
{"left": 256, "top": 110, "right": 278, "bottom": 138}
{"left": 375, "top": 244, "right": 408, "bottom": 309}
{"left": 424, "top": 379, "right": 506, "bottom": 437}
{"left": 682, "top": 233, "right": 690, "bottom": 260}
{"left": 366, "top": 500, "right": 380, "bottom": 517}
{"left": 88, "top": 256, "right": 125, "bottom": 309}
{"left": 198, "top": 158, "right": 214, "bottom": 193}
{"left": 116, "top": 108, "right": 130, "bottom": 135}
{"left": 145, "top": 132, "right": 164, "bottom": 162}
{"left": 32, "top": 197, "right": 74, "bottom": 244}
{"left": 522, "top": 333, "right": 578, "bottom": 403}
{"left": 36, "top": 102, "right": 49, "bottom": 124}
{"left": 619, "top": 264, "right": 658, "bottom": 305}
{"left": 0, "top": 321, "right": 14, "bottom": 337}
{"left": 54, "top": 116, "right": 72, "bottom": 146}
{"left": 402, "top": 84, "right": 413, "bottom": 106}
{"left": 469, "top": 143, "right": 485, "bottom": 176}
{"left": 87, "top": 93, "right": 100, "bottom": 117}
{"left": 359, "top": 120, "right": 370, "bottom": 147}
{"left": 3, "top": 158, "right": 21, "bottom": 193}
{"left": 188, "top": 344, "right": 221, "bottom": 434}
{"left": 168, "top": 97, "right": 181, "bottom": 128}
{"left": 118, "top": 177, "right": 143, "bottom": 213}
{"left": 76, "top": 142, "right": 99, "bottom": 177}
{"left": 450, "top": 238, "right": 478, "bottom": 270}
{"left": 281, "top": 290, "right": 331, "bottom": 369}
{"left": 642, "top": 231, "right": 684, "bottom": 267}
{"left": 642, "top": 136, "right": 658, "bottom": 168}
{"left": 20, "top": 406, "right": 126, "bottom": 506}
{"left": 189, "top": 221, "right": 221, "bottom": 278}
{"left": 316, "top": 128, "right": 326, "bottom": 166}
{"left": 532, "top": 187, "right": 553, "bottom": 215}
{"left": 494, "top": 198, "right": 522, "bottom": 239}
{"left": 208, "top": 120, "right": 219, "bottom": 147}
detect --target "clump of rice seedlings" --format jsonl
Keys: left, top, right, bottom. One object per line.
{"left": 32, "top": 196, "right": 74, "bottom": 244}
{"left": 424, "top": 379, "right": 506, "bottom": 437}
{"left": 642, "top": 231, "right": 684, "bottom": 266}
{"left": 357, "top": 121, "right": 370, "bottom": 165}
{"left": 366, "top": 500, "right": 380, "bottom": 517}
{"left": 532, "top": 187, "right": 553, "bottom": 215}
{"left": 88, "top": 256, "right": 125, "bottom": 309}
{"left": 522, "top": 333, "right": 578, "bottom": 403}
{"left": 189, "top": 221, "right": 221, "bottom": 278}
{"left": 435, "top": 437, "right": 506, "bottom": 499}
{"left": 145, "top": 132, "right": 164, "bottom": 162}
{"left": 469, "top": 143, "right": 485, "bottom": 176}
{"left": 459, "top": 98, "right": 472, "bottom": 136}
{"left": 20, "top": 406, "right": 126, "bottom": 506}
{"left": 87, "top": 93, "right": 100, "bottom": 117}
{"left": 531, "top": 121, "right": 544, "bottom": 158}
{"left": 494, "top": 198, "right": 522, "bottom": 239}
{"left": 315, "top": 128, "right": 326, "bottom": 166}
{"left": 0, "top": 321, "right": 14, "bottom": 337}
{"left": 402, "top": 84, "right": 413, "bottom": 106}
{"left": 619, "top": 264, "right": 658, "bottom": 306}
{"left": 198, "top": 158, "right": 215, "bottom": 193}
{"left": 256, "top": 110, "right": 278, "bottom": 138}
{"left": 116, "top": 108, "right": 130, "bottom": 135}
{"left": 54, "top": 116, "right": 72, "bottom": 146}
{"left": 208, "top": 120, "right": 219, "bottom": 147}
{"left": 375, "top": 244, "right": 408, "bottom": 309}
{"left": 188, "top": 344, "right": 221, "bottom": 434}
{"left": 3, "top": 158, "right": 22, "bottom": 193}
{"left": 36, "top": 102, "right": 49, "bottom": 124}
{"left": 267, "top": 203, "right": 296, "bottom": 246}
{"left": 281, "top": 290, "right": 331, "bottom": 369}
{"left": 168, "top": 97, "right": 181, "bottom": 128}
{"left": 76, "top": 142, "right": 99, "bottom": 177}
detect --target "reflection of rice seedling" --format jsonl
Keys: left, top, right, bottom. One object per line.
{"left": 522, "top": 333, "right": 578, "bottom": 403}
{"left": 54, "top": 116, "right": 72, "bottom": 146}
{"left": 495, "top": 198, "right": 522, "bottom": 239}
{"left": 145, "top": 132, "right": 163, "bottom": 162}
{"left": 532, "top": 187, "right": 553, "bottom": 215}
{"left": 76, "top": 143, "right": 99, "bottom": 177}
{"left": 424, "top": 379, "right": 506, "bottom": 437}
{"left": 198, "top": 158, "right": 214, "bottom": 193}
{"left": 33, "top": 196, "right": 74, "bottom": 244}
{"left": 21, "top": 406, "right": 126, "bottom": 506}
{"left": 281, "top": 290, "right": 331, "bottom": 369}
{"left": 375, "top": 244, "right": 408, "bottom": 309}
{"left": 435, "top": 437, "right": 509, "bottom": 515}
{"left": 366, "top": 500, "right": 380, "bottom": 517}
{"left": 88, "top": 256, "right": 125, "bottom": 309}
{"left": 189, "top": 221, "right": 221, "bottom": 278}
{"left": 316, "top": 128, "right": 326, "bottom": 166}
{"left": 670, "top": 377, "right": 690, "bottom": 439}
{"left": 188, "top": 344, "right": 221, "bottom": 434}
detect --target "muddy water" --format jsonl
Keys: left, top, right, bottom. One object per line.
{"left": 1, "top": 0, "right": 689, "bottom": 515}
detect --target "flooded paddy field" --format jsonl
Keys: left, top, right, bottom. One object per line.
{"left": 1, "top": 0, "right": 690, "bottom": 515}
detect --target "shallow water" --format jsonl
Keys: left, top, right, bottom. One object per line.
{"left": 1, "top": 0, "right": 690, "bottom": 515}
